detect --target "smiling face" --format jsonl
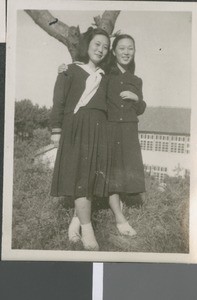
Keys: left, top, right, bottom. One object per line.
{"left": 88, "top": 34, "right": 109, "bottom": 66}
{"left": 113, "top": 38, "right": 135, "bottom": 67}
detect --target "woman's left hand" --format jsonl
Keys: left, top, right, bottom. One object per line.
{"left": 58, "top": 63, "right": 68, "bottom": 74}
{"left": 120, "top": 91, "right": 138, "bottom": 101}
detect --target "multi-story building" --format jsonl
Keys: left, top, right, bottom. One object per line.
{"left": 138, "top": 107, "right": 191, "bottom": 182}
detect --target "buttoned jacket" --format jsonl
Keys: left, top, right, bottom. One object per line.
{"left": 106, "top": 66, "right": 146, "bottom": 122}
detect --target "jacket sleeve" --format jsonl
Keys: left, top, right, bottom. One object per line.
{"left": 135, "top": 78, "right": 146, "bottom": 116}
{"left": 136, "top": 100, "right": 146, "bottom": 116}
{"left": 50, "top": 72, "right": 72, "bottom": 129}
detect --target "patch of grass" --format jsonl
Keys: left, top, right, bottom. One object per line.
{"left": 12, "top": 132, "right": 189, "bottom": 253}
{"left": 92, "top": 175, "right": 189, "bottom": 253}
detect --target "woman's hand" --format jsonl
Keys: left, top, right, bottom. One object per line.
{"left": 51, "top": 134, "right": 61, "bottom": 148}
{"left": 120, "top": 91, "right": 139, "bottom": 101}
{"left": 58, "top": 63, "right": 68, "bottom": 74}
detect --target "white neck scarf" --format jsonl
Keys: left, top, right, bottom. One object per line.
{"left": 74, "top": 62, "right": 105, "bottom": 114}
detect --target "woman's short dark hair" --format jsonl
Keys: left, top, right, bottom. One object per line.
{"left": 108, "top": 34, "right": 136, "bottom": 74}
{"left": 76, "top": 27, "right": 110, "bottom": 70}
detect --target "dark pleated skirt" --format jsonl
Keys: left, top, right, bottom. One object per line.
{"left": 108, "top": 121, "right": 145, "bottom": 194}
{"left": 51, "top": 108, "right": 109, "bottom": 199}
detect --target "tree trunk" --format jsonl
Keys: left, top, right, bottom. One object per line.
{"left": 25, "top": 10, "right": 120, "bottom": 60}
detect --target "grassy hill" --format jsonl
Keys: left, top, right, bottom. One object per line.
{"left": 12, "top": 129, "right": 189, "bottom": 253}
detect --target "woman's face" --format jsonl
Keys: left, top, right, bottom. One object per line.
{"left": 113, "top": 38, "right": 135, "bottom": 67}
{"left": 88, "top": 34, "right": 109, "bottom": 66}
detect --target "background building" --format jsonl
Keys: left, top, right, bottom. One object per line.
{"left": 138, "top": 107, "right": 191, "bottom": 182}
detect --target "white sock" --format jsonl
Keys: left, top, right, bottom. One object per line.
{"left": 120, "top": 200, "right": 123, "bottom": 211}
{"left": 68, "top": 216, "right": 81, "bottom": 243}
{"left": 116, "top": 222, "right": 137, "bottom": 237}
{"left": 81, "top": 223, "right": 99, "bottom": 251}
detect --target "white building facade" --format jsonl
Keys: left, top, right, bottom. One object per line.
{"left": 138, "top": 107, "right": 191, "bottom": 182}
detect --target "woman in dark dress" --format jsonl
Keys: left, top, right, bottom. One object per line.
{"left": 107, "top": 34, "right": 146, "bottom": 236}
{"left": 50, "top": 28, "right": 110, "bottom": 251}
{"left": 58, "top": 33, "right": 146, "bottom": 241}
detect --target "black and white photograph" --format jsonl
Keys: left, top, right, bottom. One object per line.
{"left": 2, "top": 0, "right": 197, "bottom": 262}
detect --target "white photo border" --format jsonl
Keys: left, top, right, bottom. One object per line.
{"left": 2, "top": 0, "right": 197, "bottom": 263}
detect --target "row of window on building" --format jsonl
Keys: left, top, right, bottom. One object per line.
{"left": 140, "top": 134, "right": 189, "bottom": 142}
{"left": 144, "top": 164, "right": 190, "bottom": 183}
{"left": 139, "top": 133, "right": 190, "bottom": 154}
{"left": 144, "top": 164, "right": 168, "bottom": 183}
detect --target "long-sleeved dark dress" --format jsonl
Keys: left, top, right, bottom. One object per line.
{"left": 106, "top": 66, "right": 146, "bottom": 194}
{"left": 50, "top": 64, "right": 109, "bottom": 199}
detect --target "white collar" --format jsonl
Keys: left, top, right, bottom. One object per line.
{"left": 74, "top": 61, "right": 104, "bottom": 75}
{"left": 117, "top": 63, "right": 126, "bottom": 74}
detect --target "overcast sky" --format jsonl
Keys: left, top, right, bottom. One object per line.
{"left": 16, "top": 10, "right": 191, "bottom": 108}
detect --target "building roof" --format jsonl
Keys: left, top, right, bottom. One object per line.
{"left": 138, "top": 107, "right": 191, "bottom": 135}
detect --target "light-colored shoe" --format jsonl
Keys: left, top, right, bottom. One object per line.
{"left": 68, "top": 216, "right": 81, "bottom": 243}
{"left": 116, "top": 222, "right": 137, "bottom": 237}
{"left": 81, "top": 223, "right": 99, "bottom": 251}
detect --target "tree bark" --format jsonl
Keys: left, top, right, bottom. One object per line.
{"left": 25, "top": 10, "right": 120, "bottom": 60}
{"left": 94, "top": 11, "right": 120, "bottom": 34}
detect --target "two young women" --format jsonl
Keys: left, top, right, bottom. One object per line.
{"left": 50, "top": 28, "right": 146, "bottom": 251}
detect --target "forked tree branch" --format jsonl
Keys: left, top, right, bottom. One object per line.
{"left": 25, "top": 10, "right": 120, "bottom": 60}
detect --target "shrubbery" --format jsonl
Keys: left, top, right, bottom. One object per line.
{"left": 14, "top": 99, "right": 51, "bottom": 140}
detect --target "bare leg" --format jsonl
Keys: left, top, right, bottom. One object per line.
{"left": 75, "top": 197, "right": 99, "bottom": 251}
{"left": 109, "top": 194, "right": 136, "bottom": 237}
{"left": 75, "top": 197, "right": 91, "bottom": 225}
{"left": 109, "top": 194, "right": 127, "bottom": 224}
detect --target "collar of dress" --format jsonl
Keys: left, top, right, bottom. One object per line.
{"left": 74, "top": 61, "right": 105, "bottom": 76}
{"left": 73, "top": 62, "right": 105, "bottom": 114}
